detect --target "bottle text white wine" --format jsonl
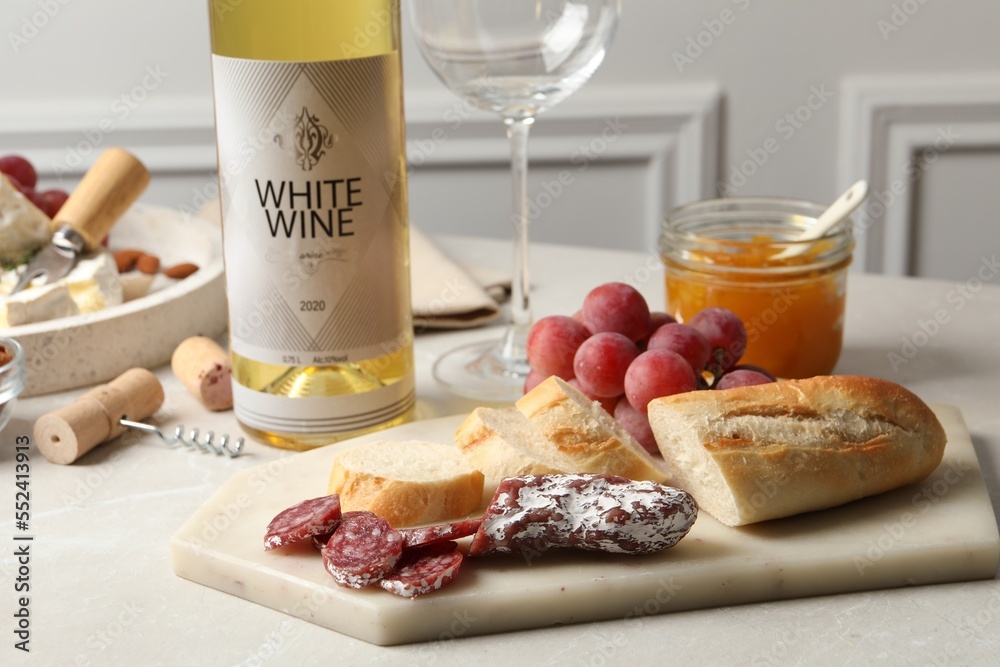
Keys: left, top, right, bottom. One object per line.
{"left": 209, "top": 0, "right": 415, "bottom": 450}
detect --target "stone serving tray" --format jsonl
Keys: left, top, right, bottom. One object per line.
{"left": 170, "top": 404, "right": 1000, "bottom": 646}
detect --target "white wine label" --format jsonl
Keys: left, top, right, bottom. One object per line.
{"left": 212, "top": 53, "right": 411, "bottom": 366}
{"left": 232, "top": 373, "right": 415, "bottom": 435}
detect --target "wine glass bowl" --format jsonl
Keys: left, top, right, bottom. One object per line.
{"left": 409, "top": 2, "right": 620, "bottom": 120}
{"left": 407, "top": 0, "right": 621, "bottom": 401}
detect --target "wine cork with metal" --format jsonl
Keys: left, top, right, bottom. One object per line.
{"left": 34, "top": 368, "right": 164, "bottom": 465}
{"left": 171, "top": 336, "right": 233, "bottom": 411}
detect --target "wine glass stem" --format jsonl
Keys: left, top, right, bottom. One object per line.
{"left": 502, "top": 116, "right": 534, "bottom": 370}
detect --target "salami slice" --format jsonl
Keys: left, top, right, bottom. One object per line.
{"left": 311, "top": 532, "right": 335, "bottom": 551}
{"left": 380, "top": 541, "right": 464, "bottom": 598}
{"left": 264, "top": 494, "right": 342, "bottom": 551}
{"left": 309, "top": 511, "right": 376, "bottom": 551}
{"left": 400, "top": 518, "right": 484, "bottom": 550}
{"left": 322, "top": 513, "right": 403, "bottom": 588}
{"left": 469, "top": 474, "right": 698, "bottom": 557}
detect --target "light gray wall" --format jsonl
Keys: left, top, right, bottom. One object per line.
{"left": 2, "top": 0, "right": 998, "bottom": 281}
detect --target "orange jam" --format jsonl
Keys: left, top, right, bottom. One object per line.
{"left": 660, "top": 197, "right": 854, "bottom": 379}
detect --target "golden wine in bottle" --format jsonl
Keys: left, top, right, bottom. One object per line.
{"left": 208, "top": 0, "right": 415, "bottom": 450}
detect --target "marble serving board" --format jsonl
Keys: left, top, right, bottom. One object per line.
{"left": 169, "top": 404, "right": 1000, "bottom": 646}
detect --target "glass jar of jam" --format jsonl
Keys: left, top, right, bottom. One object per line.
{"left": 660, "top": 197, "right": 854, "bottom": 379}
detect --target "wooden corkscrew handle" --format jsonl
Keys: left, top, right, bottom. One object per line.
{"left": 54, "top": 147, "right": 151, "bottom": 251}
{"left": 34, "top": 368, "right": 164, "bottom": 465}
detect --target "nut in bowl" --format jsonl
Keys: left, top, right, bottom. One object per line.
{"left": 660, "top": 196, "right": 855, "bottom": 379}
{"left": 0, "top": 336, "right": 25, "bottom": 432}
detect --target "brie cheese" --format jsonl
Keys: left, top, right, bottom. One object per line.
{"left": 3, "top": 283, "right": 80, "bottom": 327}
{"left": 0, "top": 174, "right": 52, "bottom": 266}
{"left": 0, "top": 252, "right": 123, "bottom": 327}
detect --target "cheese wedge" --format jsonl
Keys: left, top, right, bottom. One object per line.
{"left": 0, "top": 252, "right": 122, "bottom": 327}
{"left": 0, "top": 174, "right": 51, "bottom": 267}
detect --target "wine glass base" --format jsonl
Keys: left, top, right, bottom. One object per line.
{"left": 432, "top": 340, "right": 531, "bottom": 402}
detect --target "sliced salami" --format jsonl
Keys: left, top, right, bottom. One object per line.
{"left": 380, "top": 541, "right": 464, "bottom": 598}
{"left": 400, "top": 518, "right": 484, "bottom": 550}
{"left": 310, "top": 510, "right": 378, "bottom": 551}
{"left": 469, "top": 474, "right": 698, "bottom": 557}
{"left": 264, "top": 494, "right": 342, "bottom": 551}
{"left": 322, "top": 513, "right": 403, "bottom": 588}
{"left": 311, "top": 532, "right": 334, "bottom": 551}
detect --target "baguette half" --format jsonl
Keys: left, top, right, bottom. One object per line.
{"left": 454, "top": 406, "right": 576, "bottom": 480}
{"left": 516, "top": 376, "right": 670, "bottom": 482}
{"left": 328, "top": 440, "right": 485, "bottom": 527}
{"left": 647, "top": 375, "right": 947, "bottom": 526}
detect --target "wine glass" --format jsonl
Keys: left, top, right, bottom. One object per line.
{"left": 407, "top": 0, "right": 622, "bottom": 401}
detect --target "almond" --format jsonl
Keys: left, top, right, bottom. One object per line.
{"left": 113, "top": 249, "right": 143, "bottom": 273}
{"left": 136, "top": 253, "right": 160, "bottom": 274}
{"left": 163, "top": 262, "right": 199, "bottom": 279}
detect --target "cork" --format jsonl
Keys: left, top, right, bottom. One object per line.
{"left": 34, "top": 368, "right": 164, "bottom": 465}
{"left": 171, "top": 336, "right": 233, "bottom": 411}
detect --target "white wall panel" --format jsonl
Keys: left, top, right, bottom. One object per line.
{"left": 2, "top": 0, "right": 999, "bottom": 275}
{"left": 911, "top": 150, "right": 1000, "bottom": 282}
{"left": 839, "top": 74, "right": 1000, "bottom": 275}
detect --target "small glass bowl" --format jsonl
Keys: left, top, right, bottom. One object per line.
{"left": 660, "top": 197, "right": 854, "bottom": 379}
{"left": 0, "top": 336, "right": 26, "bottom": 433}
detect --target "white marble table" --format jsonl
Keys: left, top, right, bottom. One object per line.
{"left": 3, "top": 235, "right": 999, "bottom": 665}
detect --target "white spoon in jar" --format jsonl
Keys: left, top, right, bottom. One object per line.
{"left": 773, "top": 179, "right": 869, "bottom": 259}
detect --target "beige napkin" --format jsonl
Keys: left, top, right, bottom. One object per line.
{"left": 409, "top": 225, "right": 508, "bottom": 329}
{"left": 198, "top": 199, "right": 507, "bottom": 329}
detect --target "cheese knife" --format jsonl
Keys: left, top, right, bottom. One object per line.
{"left": 11, "top": 147, "right": 150, "bottom": 294}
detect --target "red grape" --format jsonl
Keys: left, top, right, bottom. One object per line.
{"left": 38, "top": 189, "right": 70, "bottom": 217}
{"left": 647, "top": 311, "right": 676, "bottom": 334}
{"left": 0, "top": 155, "right": 38, "bottom": 190}
{"left": 526, "top": 315, "right": 591, "bottom": 380}
{"left": 568, "top": 378, "right": 618, "bottom": 414}
{"left": 689, "top": 307, "right": 747, "bottom": 375}
{"left": 573, "top": 331, "right": 640, "bottom": 398}
{"left": 523, "top": 368, "right": 547, "bottom": 394}
{"left": 22, "top": 188, "right": 48, "bottom": 213}
{"left": 715, "top": 369, "right": 775, "bottom": 390}
{"left": 614, "top": 397, "right": 658, "bottom": 454}
{"left": 730, "top": 364, "right": 777, "bottom": 381}
{"left": 624, "top": 349, "right": 697, "bottom": 414}
{"left": 647, "top": 323, "right": 711, "bottom": 372}
{"left": 638, "top": 311, "right": 677, "bottom": 348}
{"left": 581, "top": 282, "right": 651, "bottom": 343}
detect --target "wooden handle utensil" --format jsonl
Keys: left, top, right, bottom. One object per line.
{"left": 56, "top": 147, "right": 151, "bottom": 250}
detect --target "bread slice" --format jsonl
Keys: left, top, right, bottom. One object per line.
{"left": 454, "top": 406, "right": 576, "bottom": 480}
{"left": 515, "top": 376, "right": 670, "bottom": 483}
{"left": 647, "top": 375, "right": 947, "bottom": 526}
{"left": 328, "top": 440, "right": 485, "bottom": 527}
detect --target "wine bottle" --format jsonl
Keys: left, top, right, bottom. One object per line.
{"left": 208, "top": 0, "right": 415, "bottom": 450}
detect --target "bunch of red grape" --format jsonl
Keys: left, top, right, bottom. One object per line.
{"left": 525, "top": 282, "right": 777, "bottom": 453}
{"left": 1, "top": 154, "right": 70, "bottom": 218}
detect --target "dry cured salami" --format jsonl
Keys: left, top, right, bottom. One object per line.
{"left": 264, "top": 494, "right": 342, "bottom": 551}
{"left": 380, "top": 541, "right": 464, "bottom": 598}
{"left": 322, "top": 512, "right": 403, "bottom": 588}
{"left": 469, "top": 474, "right": 697, "bottom": 557}
{"left": 400, "top": 518, "right": 484, "bottom": 549}
{"left": 309, "top": 511, "right": 375, "bottom": 551}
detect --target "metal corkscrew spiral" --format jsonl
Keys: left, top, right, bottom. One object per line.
{"left": 119, "top": 419, "right": 245, "bottom": 458}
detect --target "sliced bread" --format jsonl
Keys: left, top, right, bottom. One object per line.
{"left": 647, "top": 375, "right": 947, "bottom": 526}
{"left": 328, "top": 440, "right": 485, "bottom": 527}
{"left": 454, "top": 406, "right": 576, "bottom": 480}
{"left": 515, "top": 376, "right": 670, "bottom": 483}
